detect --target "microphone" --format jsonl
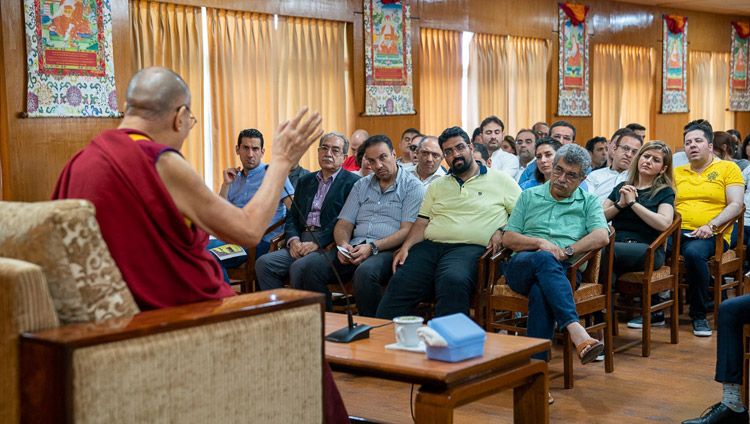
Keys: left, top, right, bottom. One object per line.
{"left": 282, "top": 172, "right": 370, "bottom": 343}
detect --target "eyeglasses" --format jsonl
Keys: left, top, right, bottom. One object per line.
{"left": 317, "top": 145, "right": 344, "bottom": 156}
{"left": 551, "top": 166, "right": 581, "bottom": 181}
{"left": 408, "top": 145, "right": 418, "bottom": 152}
{"left": 177, "top": 104, "right": 197, "bottom": 129}
{"left": 443, "top": 143, "right": 468, "bottom": 157}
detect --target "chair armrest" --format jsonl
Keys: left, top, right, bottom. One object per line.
{"left": 641, "top": 212, "right": 682, "bottom": 272}
{"left": 713, "top": 206, "right": 743, "bottom": 258}
{"left": 487, "top": 248, "right": 513, "bottom": 293}
{"left": 269, "top": 234, "right": 286, "bottom": 252}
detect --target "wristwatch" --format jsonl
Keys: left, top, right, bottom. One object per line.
{"left": 369, "top": 242, "right": 379, "bottom": 255}
{"left": 564, "top": 246, "right": 574, "bottom": 257}
{"left": 707, "top": 223, "right": 719, "bottom": 232}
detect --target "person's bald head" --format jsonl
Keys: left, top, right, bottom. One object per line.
{"left": 125, "top": 66, "right": 190, "bottom": 119}
{"left": 349, "top": 129, "right": 370, "bottom": 155}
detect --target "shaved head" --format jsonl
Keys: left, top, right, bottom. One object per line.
{"left": 125, "top": 66, "right": 190, "bottom": 119}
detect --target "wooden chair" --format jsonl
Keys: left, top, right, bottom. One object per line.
{"left": 614, "top": 213, "right": 681, "bottom": 357}
{"left": 226, "top": 218, "right": 285, "bottom": 293}
{"left": 677, "top": 206, "right": 745, "bottom": 329}
{"left": 485, "top": 228, "right": 615, "bottom": 389}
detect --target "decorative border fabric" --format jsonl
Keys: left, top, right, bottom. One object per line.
{"left": 557, "top": 3, "right": 590, "bottom": 116}
{"left": 661, "top": 14, "right": 688, "bottom": 113}
{"left": 729, "top": 22, "right": 750, "bottom": 111}
{"left": 363, "top": 0, "right": 415, "bottom": 116}
{"left": 24, "top": 0, "right": 119, "bottom": 117}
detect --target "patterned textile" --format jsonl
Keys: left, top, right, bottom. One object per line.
{"left": 363, "top": 0, "right": 415, "bottom": 115}
{"left": 557, "top": 3, "right": 590, "bottom": 116}
{"left": 72, "top": 304, "right": 323, "bottom": 423}
{"left": 23, "top": 0, "right": 119, "bottom": 117}
{"left": 661, "top": 15, "right": 688, "bottom": 113}
{"left": 0, "top": 200, "right": 139, "bottom": 325}
{"left": 730, "top": 22, "right": 750, "bottom": 111}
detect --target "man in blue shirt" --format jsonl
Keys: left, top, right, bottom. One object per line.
{"left": 208, "top": 129, "right": 294, "bottom": 281}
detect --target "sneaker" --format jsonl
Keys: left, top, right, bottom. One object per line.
{"left": 692, "top": 318, "right": 712, "bottom": 337}
{"left": 627, "top": 312, "right": 665, "bottom": 329}
{"left": 593, "top": 353, "right": 605, "bottom": 362}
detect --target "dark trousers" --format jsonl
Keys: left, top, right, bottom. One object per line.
{"left": 504, "top": 251, "right": 580, "bottom": 361}
{"left": 673, "top": 231, "right": 728, "bottom": 320}
{"left": 613, "top": 241, "right": 666, "bottom": 307}
{"left": 715, "top": 295, "right": 750, "bottom": 384}
{"left": 375, "top": 241, "right": 485, "bottom": 320}
{"left": 302, "top": 248, "right": 394, "bottom": 314}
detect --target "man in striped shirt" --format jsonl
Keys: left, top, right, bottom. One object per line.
{"left": 300, "top": 134, "right": 425, "bottom": 316}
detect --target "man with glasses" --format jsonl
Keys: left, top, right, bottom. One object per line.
{"left": 255, "top": 132, "right": 360, "bottom": 291}
{"left": 532, "top": 121, "right": 550, "bottom": 139}
{"left": 300, "top": 134, "right": 424, "bottom": 316}
{"left": 52, "top": 66, "right": 323, "bottom": 310}
{"left": 376, "top": 126, "right": 521, "bottom": 319}
{"left": 409, "top": 136, "right": 446, "bottom": 188}
{"left": 398, "top": 128, "right": 421, "bottom": 170}
{"left": 519, "top": 120, "right": 578, "bottom": 184}
{"left": 206, "top": 129, "right": 295, "bottom": 280}
{"left": 502, "top": 143, "right": 609, "bottom": 364}
{"left": 586, "top": 129, "right": 643, "bottom": 203}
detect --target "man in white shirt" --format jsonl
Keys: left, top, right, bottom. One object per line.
{"left": 409, "top": 136, "right": 446, "bottom": 187}
{"left": 479, "top": 115, "right": 521, "bottom": 179}
{"left": 586, "top": 129, "right": 643, "bottom": 203}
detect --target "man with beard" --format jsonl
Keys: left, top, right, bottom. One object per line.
{"left": 409, "top": 136, "right": 446, "bottom": 187}
{"left": 479, "top": 115, "right": 521, "bottom": 179}
{"left": 300, "top": 134, "right": 424, "bottom": 316}
{"left": 376, "top": 126, "right": 521, "bottom": 319}
{"left": 586, "top": 129, "right": 643, "bottom": 203}
{"left": 515, "top": 129, "right": 536, "bottom": 181}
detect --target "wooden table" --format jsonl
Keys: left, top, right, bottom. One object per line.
{"left": 325, "top": 313, "right": 552, "bottom": 423}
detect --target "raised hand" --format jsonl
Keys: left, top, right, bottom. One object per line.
{"left": 272, "top": 107, "right": 323, "bottom": 170}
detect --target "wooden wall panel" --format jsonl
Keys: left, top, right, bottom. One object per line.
{"left": 1, "top": 0, "right": 749, "bottom": 201}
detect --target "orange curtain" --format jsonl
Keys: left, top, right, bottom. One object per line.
{"left": 208, "top": 11, "right": 351, "bottom": 191}
{"left": 130, "top": 0, "right": 205, "bottom": 175}
{"left": 467, "top": 34, "right": 549, "bottom": 136}
{"left": 593, "top": 44, "right": 654, "bottom": 140}
{"left": 689, "top": 51, "right": 734, "bottom": 131}
{"left": 419, "top": 28, "right": 462, "bottom": 137}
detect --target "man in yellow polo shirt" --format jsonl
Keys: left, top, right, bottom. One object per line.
{"left": 675, "top": 120, "right": 744, "bottom": 337}
{"left": 376, "top": 126, "right": 521, "bottom": 319}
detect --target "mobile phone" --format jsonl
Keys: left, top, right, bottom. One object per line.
{"left": 336, "top": 245, "right": 352, "bottom": 259}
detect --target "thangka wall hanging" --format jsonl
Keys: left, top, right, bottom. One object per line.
{"left": 363, "top": 0, "right": 415, "bottom": 116}
{"left": 661, "top": 14, "right": 688, "bottom": 113}
{"left": 729, "top": 22, "right": 750, "bottom": 111}
{"left": 24, "top": 0, "right": 119, "bottom": 117}
{"left": 557, "top": 3, "right": 590, "bottom": 116}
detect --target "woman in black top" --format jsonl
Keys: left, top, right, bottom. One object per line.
{"left": 602, "top": 140, "right": 675, "bottom": 327}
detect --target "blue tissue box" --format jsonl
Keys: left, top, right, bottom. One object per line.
{"left": 425, "top": 313, "right": 486, "bottom": 362}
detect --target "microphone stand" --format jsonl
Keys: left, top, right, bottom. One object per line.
{"left": 283, "top": 176, "right": 370, "bottom": 343}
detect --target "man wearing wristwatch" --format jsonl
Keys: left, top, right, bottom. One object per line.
{"left": 376, "top": 126, "right": 521, "bottom": 319}
{"left": 674, "top": 120, "right": 744, "bottom": 337}
{"left": 300, "top": 134, "right": 424, "bottom": 316}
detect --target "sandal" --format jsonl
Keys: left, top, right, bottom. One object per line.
{"left": 576, "top": 338, "right": 604, "bottom": 365}
{"left": 548, "top": 392, "right": 554, "bottom": 405}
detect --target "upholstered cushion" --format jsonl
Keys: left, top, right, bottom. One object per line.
{"left": 618, "top": 266, "right": 672, "bottom": 283}
{"left": 492, "top": 279, "right": 603, "bottom": 302}
{"left": 0, "top": 200, "right": 140, "bottom": 325}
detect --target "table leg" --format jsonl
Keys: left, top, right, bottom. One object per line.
{"left": 414, "top": 390, "right": 454, "bottom": 424}
{"left": 513, "top": 360, "right": 548, "bottom": 423}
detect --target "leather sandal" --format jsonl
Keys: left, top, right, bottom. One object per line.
{"left": 577, "top": 338, "right": 604, "bottom": 365}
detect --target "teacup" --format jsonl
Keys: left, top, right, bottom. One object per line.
{"left": 393, "top": 316, "right": 424, "bottom": 348}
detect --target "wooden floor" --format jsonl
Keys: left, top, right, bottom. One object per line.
{"left": 333, "top": 313, "right": 721, "bottom": 423}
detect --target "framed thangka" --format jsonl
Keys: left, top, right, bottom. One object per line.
{"left": 24, "top": 0, "right": 119, "bottom": 117}
{"left": 557, "top": 3, "right": 590, "bottom": 116}
{"left": 363, "top": 0, "right": 415, "bottom": 116}
{"left": 661, "top": 15, "right": 688, "bottom": 113}
{"left": 729, "top": 22, "right": 750, "bottom": 111}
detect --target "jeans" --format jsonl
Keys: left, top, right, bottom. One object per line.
{"left": 504, "top": 251, "right": 581, "bottom": 361}
{"left": 715, "top": 295, "right": 750, "bottom": 384}
{"left": 675, "top": 231, "right": 728, "bottom": 320}
{"left": 375, "top": 241, "right": 486, "bottom": 320}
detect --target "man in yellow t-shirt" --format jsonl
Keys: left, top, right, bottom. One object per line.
{"left": 674, "top": 120, "right": 744, "bottom": 338}
{"left": 375, "top": 126, "right": 521, "bottom": 319}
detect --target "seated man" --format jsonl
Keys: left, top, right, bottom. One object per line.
{"left": 586, "top": 129, "right": 643, "bottom": 203}
{"left": 209, "top": 129, "right": 294, "bottom": 264}
{"left": 586, "top": 136, "right": 608, "bottom": 170}
{"left": 519, "top": 120, "right": 577, "bottom": 184}
{"left": 674, "top": 120, "right": 744, "bottom": 337}
{"left": 515, "top": 129, "right": 537, "bottom": 181}
{"left": 682, "top": 294, "right": 750, "bottom": 424}
{"left": 376, "top": 127, "right": 521, "bottom": 319}
{"left": 409, "top": 136, "right": 446, "bottom": 187}
{"left": 397, "top": 128, "right": 421, "bottom": 170}
{"left": 300, "top": 134, "right": 425, "bottom": 315}
{"left": 472, "top": 142, "right": 492, "bottom": 167}
{"left": 479, "top": 115, "right": 520, "bottom": 179}
{"left": 255, "top": 132, "right": 360, "bottom": 291}
{"left": 502, "top": 144, "right": 609, "bottom": 363}
{"left": 342, "top": 129, "right": 369, "bottom": 171}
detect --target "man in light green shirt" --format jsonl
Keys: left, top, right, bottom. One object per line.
{"left": 376, "top": 126, "right": 521, "bottom": 319}
{"left": 503, "top": 143, "right": 609, "bottom": 364}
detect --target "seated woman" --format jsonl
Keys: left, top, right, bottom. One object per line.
{"left": 602, "top": 140, "right": 675, "bottom": 328}
{"left": 714, "top": 131, "right": 749, "bottom": 172}
{"left": 520, "top": 137, "right": 588, "bottom": 191}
